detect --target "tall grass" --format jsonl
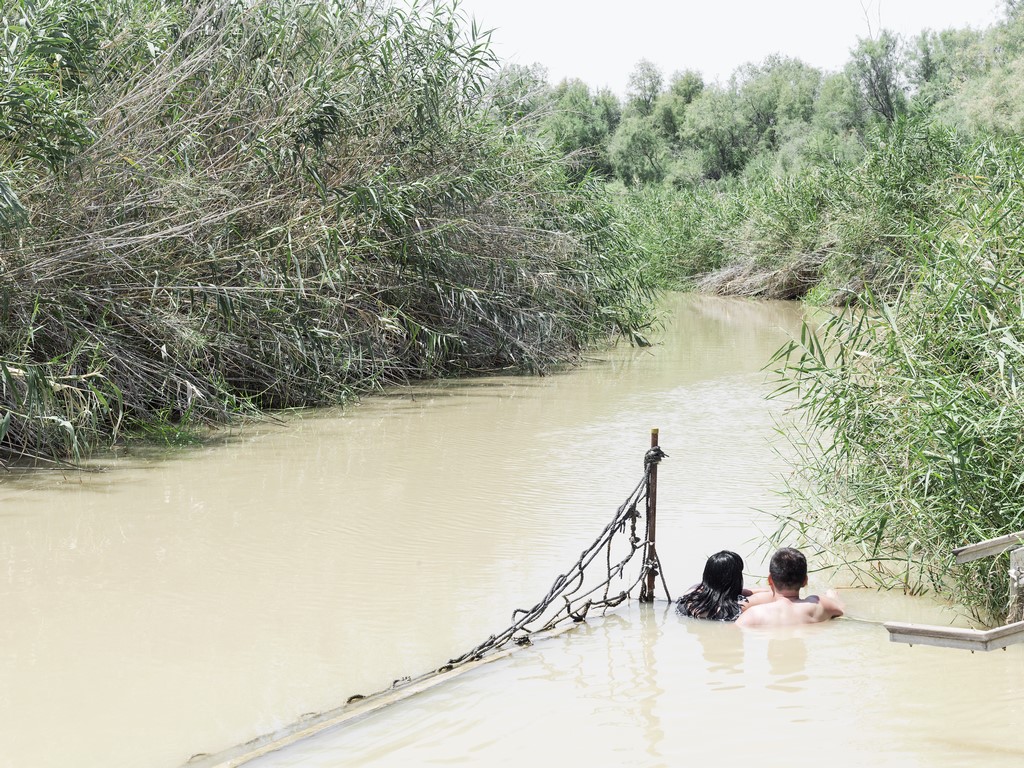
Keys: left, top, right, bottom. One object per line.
{"left": 634, "top": 120, "right": 974, "bottom": 302}
{"left": 771, "top": 136, "right": 1024, "bottom": 621}
{"left": 614, "top": 182, "right": 747, "bottom": 288}
{"left": 0, "top": 0, "right": 654, "bottom": 465}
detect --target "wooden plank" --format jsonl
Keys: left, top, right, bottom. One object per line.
{"left": 953, "top": 532, "right": 1024, "bottom": 563}
{"left": 884, "top": 622, "right": 990, "bottom": 652}
{"left": 986, "top": 619, "right": 1024, "bottom": 646}
{"left": 884, "top": 624, "right": 980, "bottom": 650}
{"left": 884, "top": 620, "right": 1024, "bottom": 652}
{"left": 182, "top": 623, "right": 579, "bottom": 768}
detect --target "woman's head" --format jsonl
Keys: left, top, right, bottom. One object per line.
{"left": 701, "top": 550, "right": 744, "bottom": 599}
{"left": 677, "top": 549, "right": 746, "bottom": 621}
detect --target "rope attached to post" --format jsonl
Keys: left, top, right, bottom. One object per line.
{"left": 447, "top": 444, "right": 671, "bottom": 667}
{"left": 183, "top": 445, "right": 677, "bottom": 768}
{"left": 639, "top": 442, "right": 669, "bottom": 603}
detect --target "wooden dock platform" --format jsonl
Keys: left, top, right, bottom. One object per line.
{"left": 884, "top": 619, "right": 1024, "bottom": 652}
{"left": 884, "top": 531, "right": 1024, "bottom": 651}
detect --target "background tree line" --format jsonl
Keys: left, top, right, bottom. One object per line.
{"left": 491, "top": 6, "right": 1024, "bottom": 193}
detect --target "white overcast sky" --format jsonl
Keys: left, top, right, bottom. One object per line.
{"left": 452, "top": 0, "right": 1006, "bottom": 95}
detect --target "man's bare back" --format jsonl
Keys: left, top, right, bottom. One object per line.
{"left": 736, "top": 592, "right": 843, "bottom": 627}
{"left": 736, "top": 547, "right": 844, "bottom": 628}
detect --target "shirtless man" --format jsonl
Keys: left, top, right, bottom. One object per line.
{"left": 736, "top": 547, "right": 843, "bottom": 627}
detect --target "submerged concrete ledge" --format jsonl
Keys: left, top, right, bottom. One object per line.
{"left": 181, "top": 624, "right": 578, "bottom": 768}
{"left": 884, "top": 619, "right": 1024, "bottom": 652}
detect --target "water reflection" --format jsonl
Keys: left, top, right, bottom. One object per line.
{"left": 681, "top": 617, "right": 745, "bottom": 688}
{"left": 242, "top": 598, "right": 1024, "bottom": 768}
{"left": 637, "top": 605, "right": 666, "bottom": 760}
{"left": 766, "top": 633, "right": 809, "bottom": 692}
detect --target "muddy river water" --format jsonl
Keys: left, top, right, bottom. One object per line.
{"left": 1, "top": 294, "right": 1021, "bottom": 768}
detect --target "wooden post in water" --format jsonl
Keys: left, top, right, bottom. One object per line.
{"left": 1009, "top": 547, "right": 1024, "bottom": 625}
{"left": 642, "top": 428, "right": 659, "bottom": 603}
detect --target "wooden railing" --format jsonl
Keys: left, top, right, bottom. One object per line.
{"left": 883, "top": 531, "right": 1024, "bottom": 652}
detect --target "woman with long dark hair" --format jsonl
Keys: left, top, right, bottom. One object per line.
{"left": 676, "top": 550, "right": 755, "bottom": 622}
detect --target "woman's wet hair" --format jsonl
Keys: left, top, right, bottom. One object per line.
{"left": 676, "top": 550, "right": 745, "bottom": 621}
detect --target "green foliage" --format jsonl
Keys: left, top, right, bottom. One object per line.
{"left": 651, "top": 69, "right": 703, "bottom": 145}
{"left": 811, "top": 72, "right": 867, "bottom": 137}
{"left": 0, "top": 0, "right": 103, "bottom": 225}
{"left": 637, "top": 119, "right": 972, "bottom": 301}
{"left": 735, "top": 55, "right": 821, "bottom": 154}
{"left": 679, "top": 86, "right": 752, "bottom": 179}
{"left": 935, "top": 57, "right": 1024, "bottom": 134}
{"left": 614, "top": 183, "right": 744, "bottom": 286}
{"left": 625, "top": 59, "right": 662, "bottom": 117}
{"left": 0, "top": 0, "right": 654, "bottom": 465}
{"left": 668, "top": 69, "right": 704, "bottom": 104}
{"left": 608, "top": 115, "right": 668, "bottom": 186}
{"left": 907, "top": 27, "right": 988, "bottom": 109}
{"left": 847, "top": 31, "right": 907, "bottom": 123}
{"left": 543, "top": 78, "right": 614, "bottom": 179}
{"left": 594, "top": 87, "right": 622, "bottom": 135}
{"left": 773, "top": 137, "right": 1024, "bottom": 620}
{"left": 488, "top": 62, "right": 550, "bottom": 127}
{"left": 992, "top": 4, "right": 1024, "bottom": 58}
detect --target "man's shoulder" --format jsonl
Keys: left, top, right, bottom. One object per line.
{"left": 794, "top": 594, "right": 844, "bottom": 622}
{"left": 735, "top": 600, "right": 780, "bottom": 627}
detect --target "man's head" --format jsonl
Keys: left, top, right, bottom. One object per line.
{"left": 768, "top": 547, "right": 808, "bottom": 592}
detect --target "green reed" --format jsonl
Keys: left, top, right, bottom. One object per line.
{"left": 631, "top": 120, "right": 974, "bottom": 302}
{"left": 0, "top": 0, "right": 654, "bottom": 465}
{"left": 772, "top": 136, "right": 1024, "bottom": 621}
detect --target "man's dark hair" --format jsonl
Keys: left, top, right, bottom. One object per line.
{"left": 769, "top": 547, "right": 807, "bottom": 591}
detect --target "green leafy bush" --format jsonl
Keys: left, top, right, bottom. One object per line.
{"left": 773, "top": 136, "right": 1024, "bottom": 621}
{"left": 0, "top": 0, "right": 654, "bottom": 464}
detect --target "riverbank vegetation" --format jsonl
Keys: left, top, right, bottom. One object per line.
{"left": 773, "top": 152, "right": 1024, "bottom": 621}
{"left": 6, "top": 0, "right": 1024, "bottom": 620}
{"left": 499, "top": 2, "right": 1024, "bottom": 620}
{"left": 0, "top": 0, "right": 653, "bottom": 465}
